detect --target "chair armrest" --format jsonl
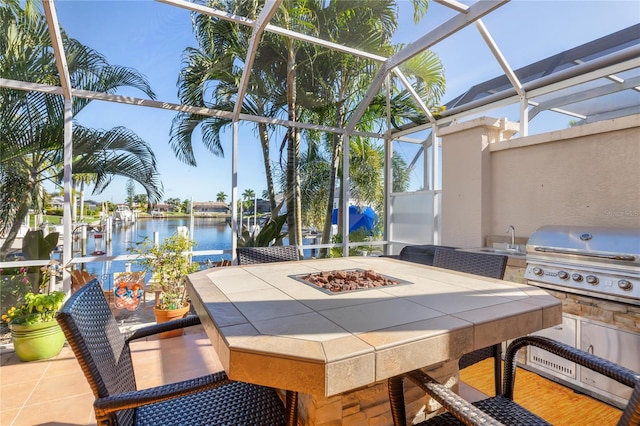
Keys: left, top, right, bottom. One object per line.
{"left": 405, "top": 370, "right": 505, "bottom": 426}
{"left": 125, "top": 315, "right": 201, "bottom": 342}
{"left": 93, "top": 371, "right": 231, "bottom": 419}
{"left": 504, "top": 336, "right": 640, "bottom": 399}
{"left": 504, "top": 335, "right": 640, "bottom": 425}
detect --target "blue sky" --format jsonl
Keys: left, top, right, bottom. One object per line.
{"left": 51, "top": 0, "right": 640, "bottom": 204}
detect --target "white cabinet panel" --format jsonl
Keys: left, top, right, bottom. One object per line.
{"left": 529, "top": 315, "right": 577, "bottom": 379}
{"left": 580, "top": 321, "right": 640, "bottom": 400}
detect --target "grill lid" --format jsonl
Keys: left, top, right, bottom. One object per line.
{"left": 526, "top": 225, "right": 640, "bottom": 261}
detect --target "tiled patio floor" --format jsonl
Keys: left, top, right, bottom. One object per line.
{"left": 0, "top": 326, "right": 222, "bottom": 426}
{"left": 1, "top": 323, "right": 622, "bottom": 425}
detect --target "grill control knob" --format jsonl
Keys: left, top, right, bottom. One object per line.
{"left": 586, "top": 275, "right": 599, "bottom": 285}
{"left": 558, "top": 271, "right": 569, "bottom": 280}
{"left": 532, "top": 267, "right": 543, "bottom": 276}
{"left": 618, "top": 280, "right": 633, "bottom": 291}
{"left": 572, "top": 273, "right": 583, "bottom": 282}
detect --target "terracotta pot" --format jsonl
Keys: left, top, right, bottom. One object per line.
{"left": 153, "top": 304, "right": 190, "bottom": 339}
{"left": 10, "top": 320, "right": 65, "bottom": 362}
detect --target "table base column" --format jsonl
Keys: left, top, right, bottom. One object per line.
{"left": 294, "top": 360, "right": 458, "bottom": 425}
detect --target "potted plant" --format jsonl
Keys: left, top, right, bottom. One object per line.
{"left": 129, "top": 232, "right": 199, "bottom": 338}
{"left": 1, "top": 289, "right": 66, "bottom": 362}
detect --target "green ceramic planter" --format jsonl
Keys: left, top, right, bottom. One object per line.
{"left": 9, "top": 320, "right": 65, "bottom": 362}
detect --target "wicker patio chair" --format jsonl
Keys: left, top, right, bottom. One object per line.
{"left": 236, "top": 245, "right": 300, "bottom": 265}
{"left": 432, "top": 247, "right": 508, "bottom": 396}
{"left": 381, "top": 244, "right": 458, "bottom": 264}
{"left": 56, "top": 279, "right": 296, "bottom": 426}
{"left": 389, "top": 335, "right": 640, "bottom": 426}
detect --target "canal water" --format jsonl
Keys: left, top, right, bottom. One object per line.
{"left": 83, "top": 217, "right": 233, "bottom": 286}
{"left": 81, "top": 217, "right": 318, "bottom": 288}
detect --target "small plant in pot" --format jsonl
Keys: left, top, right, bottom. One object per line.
{"left": 129, "top": 232, "right": 199, "bottom": 338}
{"left": 2, "top": 289, "right": 66, "bottom": 362}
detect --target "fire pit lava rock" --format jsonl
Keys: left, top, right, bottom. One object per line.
{"left": 298, "top": 269, "right": 401, "bottom": 293}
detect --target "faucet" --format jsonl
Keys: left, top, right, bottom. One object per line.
{"left": 506, "top": 225, "right": 516, "bottom": 250}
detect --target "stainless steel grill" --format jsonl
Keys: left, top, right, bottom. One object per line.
{"left": 524, "top": 225, "right": 640, "bottom": 305}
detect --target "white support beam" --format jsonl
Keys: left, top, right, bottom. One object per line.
{"left": 581, "top": 105, "right": 640, "bottom": 124}
{"left": 231, "top": 121, "right": 239, "bottom": 263}
{"left": 475, "top": 19, "right": 524, "bottom": 96}
{"left": 575, "top": 59, "right": 626, "bottom": 84}
{"left": 43, "top": 0, "right": 73, "bottom": 293}
{"left": 528, "top": 74, "right": 640, "bottom": 120}
{"left": 384, "top": 75, "right": 392, "bottom": 248}
{"left": 384, "top": 1, "right": 507, "bottom": 70}
{"left": 158, "top": 0, "right": 388, "bottom": 62}
{"left": 43, "top": 0, "right": 72, "bottom": 100}
{"left": 431, "top": 125, "right": 440, "bottom": 191}
{"left": 233, "top": 0, "right": 282, "bottom": 119}
{"left": 431, "top": 124, "right": 441, "bottom": 244}
{"left": 395, "top": 135, "right": 427, "bottom": 144}
{"left": 62, "top": 99, "right": 73, "bottom": 294}
{"left": 519, "top": 95, "right": 529, "bottom": 136}
{"left": 158, "top": 0, "right": 432, "bottom": 118}
{"left": 344, "top": 0, "right": 508, "bottom": 134}
{"left": 525, "top": 54, "right": 640, "bottom": 98}
{"left": 434, "top": 0, "right": 470, "bottom": 13}
{"left": 391, "top": 48, "right": 640, "bottom": 138}
{"left": 528, "top": 99, "right": 587, "bottom": 120}
{"left": 0, "top": 78, "right": 64, "bottom": 94}
{"left": 394, "top": 70, "right": 436, "bottom": 123}
{"left": 0, "top": 78, "right": 387, "bottom": 140}
{"left": 342, "top": 133, "right": 351, "bottom": 256}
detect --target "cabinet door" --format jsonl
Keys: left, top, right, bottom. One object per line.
{"left": 581, "top": 321, "right": 640, "bottom": 400}
{"left": 529, "top": 315, "right": 577, "bottom": 379}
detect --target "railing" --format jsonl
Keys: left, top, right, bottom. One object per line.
{"left": 0, "top": 240, "right": 389, "bottom": 295}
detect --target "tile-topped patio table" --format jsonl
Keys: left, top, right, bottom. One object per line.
{"left": 186, "top": 256, "right": 561, "bottom": 425}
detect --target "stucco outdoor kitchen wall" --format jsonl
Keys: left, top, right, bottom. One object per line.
{"left": 440, "top": 114, "right": 640, "bottom": 248}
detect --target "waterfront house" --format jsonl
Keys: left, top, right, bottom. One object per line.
{"left": 190, "top": 201, "right": 230, "bottom": 214}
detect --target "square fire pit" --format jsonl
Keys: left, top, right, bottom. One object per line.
{"left": 289, "top": 269, "right": 411, "bottom": 295}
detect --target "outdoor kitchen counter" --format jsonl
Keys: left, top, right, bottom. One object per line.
{"left": 186, "top": 257, "right": 562, "bottom": 425}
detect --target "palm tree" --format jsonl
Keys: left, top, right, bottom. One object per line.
{"left": 242, "top": 188, "right": 256, "bottom": 201}
{"left": 216, "top": 192, "right": 227, "bottom": 203}
{"left": 242, "top": 188, "right": 256, "bottom": 212}
{"left": 0, "top": 1, "right": 163, "bottom": 256}
{"left": 392, "top": 152, "right": 411, "bottom": 193}
{"left": 72, "top": 173, "right": 96, "bottom": 221}
{"left": 293, "top": 0, "right": 398, "bottom": 249}
{"left": 171, "top": 0, "right": 441, "bottom": 252}
{"left": 171, "top": 0, "right": 282, "bottom": 215}
{"left": 302, "top": 1, "right": 443, "bottom": 251}
{"left": 299, "top": 138, "right": 331, "bottom": 231}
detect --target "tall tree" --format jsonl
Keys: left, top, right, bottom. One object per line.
{"left": 0, "top": 0, "right": 163, "bottom": 256}
{"left": 242, "top": 188, "right": 256, "bottom": 212}
{"left": 171, "top": 0, "right": 282, "bottom": 215}
{"left": 165, "top": 197, "right": 182, "bottom": 212}
{"left": 72, "top": 173, "right": 96, "bottom": 221}
{"left": 171, "top": 0, "right": 442, "bottom": 254}
{"left": 300, "top": 0, "right": 443, "bottom": 251}
{"left": 242, "top": 188, "right": 256, "bottom": 201}
{"left": 216, "top": 192, "right": 227, "bottom": 203}
{"left": 295, "top": 0, "right": 395, "bottom": 250}
{"left": 126, "top": 179, "right": 135, "bottom": 208}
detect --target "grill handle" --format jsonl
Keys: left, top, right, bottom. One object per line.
{"left": 533, "top": 247, "right": 636, "bottom": 261}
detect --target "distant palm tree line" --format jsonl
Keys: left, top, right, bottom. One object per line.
{"left": 0, "top": 0, "right": 444, "bottom": 259}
